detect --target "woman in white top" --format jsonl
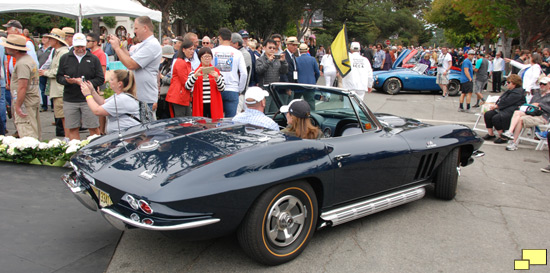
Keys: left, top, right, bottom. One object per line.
{"left": 506, "top": 53, "right": 543, "bottom": 96}
{"left": 80, "top": 70, "right": 140, "bottom": 134}
{"left": 320, "top": 47, "right": 337, "bottom": 87}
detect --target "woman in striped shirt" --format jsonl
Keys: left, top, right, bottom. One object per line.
{"left": 185, "top": 47, "right": 225, "bottom": 119}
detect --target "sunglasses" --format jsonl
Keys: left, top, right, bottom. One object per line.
{"left": 86, "top": 40, "right": 94, "bottom": 43}
{"left": 267, "top": 46, "right": 277, "bottom": 50}
{"left": 202, "top": 42, "right": 210, "bottom": 44}
{"left": 541, "top": 83, "right": 548, "bottom": 85}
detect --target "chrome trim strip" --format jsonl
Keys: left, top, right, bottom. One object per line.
{"left": 321, "top": 184, "right": 428, "bottom": 227}
{"left": 100, "top": 208, "right": 220, "bottom": 231}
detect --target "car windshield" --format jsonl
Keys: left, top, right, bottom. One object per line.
{"left": 268, "top": 84, "right": 377, "bottom": 137}
{"left": 412, "top": 63, "right": 428, "bottom": 74}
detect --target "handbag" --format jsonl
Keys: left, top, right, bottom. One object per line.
{"left": 521, "top": 103, "right": 543, "bottom": 116}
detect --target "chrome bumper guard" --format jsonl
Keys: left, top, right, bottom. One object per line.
{"left": 63, "top": 172, "right": 220, "bottom": 231}
{"left": 101, "top": 208, "right": 220, "bottom": 231}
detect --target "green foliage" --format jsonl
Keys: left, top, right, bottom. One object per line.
{"left": 102, "top": 16, "right": 118, "bottom": 28}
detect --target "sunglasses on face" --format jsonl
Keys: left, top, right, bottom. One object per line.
{"left": 541, "top": 83, "right": 548, "bottom": 85}
{"left": 267, "top": 46, "right": 276, "bottom": 50}
{"left": 202, "top": 42, "right": 210, "bottom": 44}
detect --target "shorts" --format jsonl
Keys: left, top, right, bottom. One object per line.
{"left": 436, "top": 72, "right": 449, "bottom": 85}
{"left": 521, "top": 115, "right": 546, "bottom": 128}
{"left": 64, "top": 101, "right": 99, "bottom": 129}
{"left": 53, "top": 97, "right": 64, "bottom": 118}
{"left": 461, "top": 81, "right": 473, "bottom": 94}
{"left": 474, "top": 79, "right": 487, "bottom": 93}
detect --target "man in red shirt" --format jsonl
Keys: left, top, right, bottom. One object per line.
{"left": 86, "top": 33, "right": 107, "bottom": 76}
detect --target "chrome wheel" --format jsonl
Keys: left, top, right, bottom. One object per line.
{"left": 265, "top": 195, "right": 307, "bottom": 247}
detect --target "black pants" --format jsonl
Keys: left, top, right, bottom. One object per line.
{"left": 484, "top": 110, "right": 512, "bottom": 131}
{"left": 492, "top": 71, "right": 502, "bottom": 92}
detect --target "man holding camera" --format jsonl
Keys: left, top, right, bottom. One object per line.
{"left": 255, "top": 38, "right": 288, "bottom": 112}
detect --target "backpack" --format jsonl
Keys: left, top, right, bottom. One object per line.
{"left": 125, "top": 95, "right": 154, "bottom": 124}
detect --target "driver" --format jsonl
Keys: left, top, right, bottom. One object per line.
{"left": 280, "top": 99, "right": 322, "bottom": 139}
{"left": 232, "top": 87, "right": 280, "bottom": 131}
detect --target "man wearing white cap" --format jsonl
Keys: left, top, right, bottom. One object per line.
{"left": 342, "top": 41, "right": 373, "bottom": 101}
{"left": 1, "top": 34, "right": 41, "bottom": 139}
{"left": 232, "top": 87, "right": 279, "bottom": 131}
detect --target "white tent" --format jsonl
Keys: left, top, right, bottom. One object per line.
{"left": 0, "top": 0, "right": 162, "bottom": 32}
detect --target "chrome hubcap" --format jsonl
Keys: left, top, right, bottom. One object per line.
{"left": 266, "top": 195, "right": 307, "bottom": 247}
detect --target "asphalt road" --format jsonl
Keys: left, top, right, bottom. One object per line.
{"left": 3, "top": 87, "right": 549, "bottom": 272}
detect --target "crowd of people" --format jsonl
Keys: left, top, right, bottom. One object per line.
{"left": 0, "top": 18, "right": 548, "bottom": 170}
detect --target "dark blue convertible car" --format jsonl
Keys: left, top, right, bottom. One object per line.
{"left": 63, "top": 83, "right": 483, "bottom": 265}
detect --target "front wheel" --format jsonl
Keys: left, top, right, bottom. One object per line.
{"left": 434, "top": 148, "right": 460, "bottom": 200}
{"left": 238, "top": 181, "right": 318, "bottom": 265}
{"left": 447, "top": 80, "right": 461, "bottom": 96}
{"left": 383, "top": 78, "right": 402, "bottom": 95}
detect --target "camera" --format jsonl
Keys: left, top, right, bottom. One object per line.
{"left": 274, "top": 54, "right": 281, "bottom": 59}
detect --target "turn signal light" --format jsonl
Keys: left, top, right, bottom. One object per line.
{"left": 139, "top": 200, "right": 153, "bottom": 215}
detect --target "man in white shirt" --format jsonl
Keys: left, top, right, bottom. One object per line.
{"left": 437, "top": 47, "right": 452, "bottom": 98}
{"left": 492, "top": 51, "right": 505, "bottom": 93}
{"left": 212, "top": 28, "right": 248, "bottom": 117}
{"left": 108, "top": 16, "right": 161, "bottom": 113}
{"left": 342, "top": 42, "right": 373, "bottom": 101}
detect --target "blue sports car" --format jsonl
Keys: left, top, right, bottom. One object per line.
{"left": 374, "top": 51, "right": 462, "bottom": 96}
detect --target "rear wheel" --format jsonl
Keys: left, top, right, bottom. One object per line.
{"left": 383, "top": 78, "right": 401, "bottom": 95}
{"left": 447, "top": 80, "right": 461, "bottom": 96}
{"left": 434, "top": 148, "right": 460, "bottom": 200}
{"left": 238, "top": 181, "right": 318, "bottom": 265}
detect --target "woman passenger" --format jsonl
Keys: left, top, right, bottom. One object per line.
{"left": 280, "top": 99, "right": 322, "bottom": 139}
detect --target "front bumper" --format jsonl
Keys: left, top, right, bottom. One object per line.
{"left": 62, "top": 172, "right": 220, "bottom": 231}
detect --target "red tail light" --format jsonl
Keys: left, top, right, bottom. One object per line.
{"left": 139, "top": 200, "right": 153, "bottom": 214}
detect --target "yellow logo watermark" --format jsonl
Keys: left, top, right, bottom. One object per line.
{"left": 514, "top": 249, "right": 547, "bottom": 270}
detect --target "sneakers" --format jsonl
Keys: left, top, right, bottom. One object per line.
{"left": 472, "top": 104, "right": 480, "bottom": 108}
{"left": 506, "top": 142, "right": 518, "bottom": 151}
{"left": 541, "top": 165, "right": 550, "bottom": 173}
{"left": 482, "top": 134, "right": 496, "bottom": 140}
{"left": 502, "top": 131, "right": 514, "bottom": 140}
{"left": 494, "top": 138, "right": 507, "bottom": 144}
{"left": 438, "top": 95, "right": 447, "bottom": 100}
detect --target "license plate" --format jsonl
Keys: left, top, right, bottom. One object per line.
{"left": 90, "top": 185, "right": 113, "bottom": 208}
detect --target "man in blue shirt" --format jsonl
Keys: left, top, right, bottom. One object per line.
{"left": 458, "top": 50, "right": 475, "bottom": 112}
{"left": 233, "top": 87, "right": 279, "bottom": 131}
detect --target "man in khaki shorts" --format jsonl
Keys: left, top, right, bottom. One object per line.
{"left": 39, "top": 28, "right": 70, "bottom": 139}
{"left": 1, "top": 34, "right": 41, "bottom": 139}
{"left": 436, "top": 47, "right": 452, "bottom": 98}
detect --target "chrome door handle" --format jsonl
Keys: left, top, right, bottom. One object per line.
{"left": 334, "top": 153, "right": 351, "bottom": 161}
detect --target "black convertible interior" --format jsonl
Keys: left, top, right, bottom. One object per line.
{"left": 267, "top": 84, "right": 376, "bottom": 138}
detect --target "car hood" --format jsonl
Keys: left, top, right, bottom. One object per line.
{"left": 374, "top": 113, "right": 431, "bottom": 132}
{"left": 71, "top": 118, "right": 289, "bottom": 184}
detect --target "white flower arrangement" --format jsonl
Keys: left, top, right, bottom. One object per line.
{"left": 0, "top": 135, "right": 101, "bottom": 166}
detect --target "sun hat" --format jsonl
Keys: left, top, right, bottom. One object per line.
{"left": 161, "top": 45, "right": 175, "bottom": 58}
{"left": 62, "top": 27, "right": 75, "bottom": 35}
{"left": 244, "top": 87, "right": 269, "bottom": 104}
{"left": 286, "top": 36, "right": 300, "bottom": 45}
{"left": 280, "top": 99, "right": 310, "bottom": 118}
{"left": 44, "top": 28, "right": 68, "bottom": 47}
{"left": 299, "top": 43, "right": 309, "bottom": 51}
{"left": 0, "top": 34, "right": 29, "bottom": 51}
{"left": 72, "top": 33, "right": 87, "bottom": 47}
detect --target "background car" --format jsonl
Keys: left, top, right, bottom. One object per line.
{"left": 373, "top": 62, "right": 462, "bottom": 96}
{"left": 63, "top": 83, "right": 483, "bottom": 265}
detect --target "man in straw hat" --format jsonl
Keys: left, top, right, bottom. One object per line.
{"left": 1, "top": 34, "right": 41, "bottom": 139}
{"left": 62, "top": 27, "right": 75, "bottom": 47}
{"left": 39, "top": 28, "right": 70, "bottom": 139}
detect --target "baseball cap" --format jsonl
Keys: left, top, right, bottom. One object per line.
{"left": 238, "top": 30, "right": 249, "bottom": 38}
{"left": 72, "top": 33, "right": 87, "bottom": 47}
{"left": 540, "top": 77, "right": 550, "bottom": 84}
{"left": 244, "top": 87, "right": 269, "bottom": 104}
{"left": 467, "top": 49, "right": 475, "bottom": 55}
{"left": 280, "top": 99, "right": 310, "bottom": 118}
{"left": 2, "top": 20, "right": 22, "bottom": 29}
{"left": 350, "top": 42, "right": 361, "bottom": 51}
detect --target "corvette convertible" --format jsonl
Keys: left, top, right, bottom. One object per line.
{"left": 63, "top": 83, "right": 483, "bottom": 265}
{"left": 373, "top": 50, "right": 462, "bottom": 96}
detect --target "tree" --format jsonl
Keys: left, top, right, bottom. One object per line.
{"left": 138, "top": 0, "right": 176, "bottom": 37}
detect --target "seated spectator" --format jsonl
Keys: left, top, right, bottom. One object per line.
{"left": 232, "top": 87, "right": 279, "bottom": 131}
{"left": 280, "top": 99, "right": 322, "bottom": 139}
{"left": 185, "top": 47, "right": 225, "bottom": 119}
{"left": 418, "top": 54, "right": 431, "bottom": 73}
{"left": 80, "top": 70, "right": 140, "bottom": 134}
{"left": 482, "top": 74, "right": 526, "bottom": 144}
{"left": 503, "top": 76, "right": 550, "bottom": 150}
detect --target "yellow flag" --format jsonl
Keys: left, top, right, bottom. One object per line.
{"left": 331, "top": 24, "right": 350, "bottom": 77}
